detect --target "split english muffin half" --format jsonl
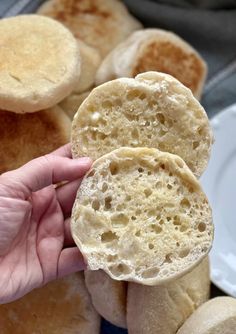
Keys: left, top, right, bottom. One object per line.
{"left": 71, "top": 72, "right": 213, "bottom": 178}
{"left": 71, "top": 147, "right": 213, "bottom": 285}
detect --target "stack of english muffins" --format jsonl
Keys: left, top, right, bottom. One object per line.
{"left": 71, "top": 70, "right": 214, "bottom": 334}
{"left": 1, "top": 1, "right": 235, "bottom": 334}
{"left": 1, "top": 0, "right": 141, "bottom": 175}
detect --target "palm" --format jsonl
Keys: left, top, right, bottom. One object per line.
{"left": 0, "top": 145, "right": 91, "bottom": 304}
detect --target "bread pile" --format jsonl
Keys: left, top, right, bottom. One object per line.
{"left": 0, "top": 0, "right": 208, "bottom": 176}
{"left": 0, "top": 14, "right": 77, "bottom": 174}
{"left": 37, "top": 0, "right": 207, "bottom": 121}
{"left": 0, "top": 1, "right": 232, "bottom": 334}
{"left": 37, "top": 0, "right": 143, "bottom": 120}
{"left": 0, "top": 2, "right": 140, "bottom": 331}
{"left": 0, "top": 0, "right": 142, "bottom": 175}
{"left": 0, "top": 273, "right": 101, "bottom": 334}
{"left": 70, "top": 69, "right": 214, "bottom": 332}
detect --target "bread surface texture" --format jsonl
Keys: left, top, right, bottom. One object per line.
{"left": 75, "top": 40, "right": 101, "bottom": 93}
{"left": 85, "top": 270, "right": 127, "bottom": 328}
{"left": 60, "top": 91, "right": 91, "bottom": 120}
{"left": 72, "top": 72, "right": 213, "bottom": 178}
{"left": 0, "top": 15, "right": 80, "bottom": 113}
{"left": 38, "top": 0, "right": 142, "bottom": 57}
{"left": 177, "top": 296, "right": 236, "bottom": 334}
{"left": 0, "top": 273, "right": 100, "bottom": 334}
{"left": 96, "top": 29, "right": 207, "bottom": 99}
{"left": 0, "top": 106, "right": 71, "bottom": 174}
{"left": 127, "top": 257, "right": 210, "bottom": 334}
{"left": 71, "top": 147, "right": 213, "bottom": 285}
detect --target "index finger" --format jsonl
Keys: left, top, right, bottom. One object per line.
{"left": 0, "top": 154, "right": 92, "bottom": 199}
{"left": 51, "top": 143, "right": 72, "bottom": 158}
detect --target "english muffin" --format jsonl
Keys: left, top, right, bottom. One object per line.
{"left": 85, "top": 270, "right": 127, "bottom": 328}
{"left": 0, "top": 15, "right": 80, "bottom": 113}
{"left": 71, "top": 147, "right": 213, "bottom": 285}
{"left": 72, "top": 72, "right": 213, "bottom": 177}
{"left": 60, "top": 91, "right": 91, "bottom": 120}
{"left": 0, "top": 106, "right": 71, "bottom": 174}
{"left": 127, "top": 257, "right": 210, "bottom": 334}
{"left": 96, "top": 29, "right": 207, "bottom": 99}
{"left": 75, "top": 41, "right": 101, "bottom": 93}
{"left": 0, "top": 273, "right": 100, "bottom": 334}
{"left": 177, "top": 297, "right": 236, "bottom": 334}
{"left": 38, "top": 0, "right": 142, "bottom": 57}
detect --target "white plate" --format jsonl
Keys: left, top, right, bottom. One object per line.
{"left": 201, "top": 103, "right": 236, "bottom": 296}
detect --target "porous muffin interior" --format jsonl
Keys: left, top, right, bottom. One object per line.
{"left": 72, "top": 148, "right": 213, "bottom": 285}
{"left": 72, "top": 73, "right": 212, "bottom": 177}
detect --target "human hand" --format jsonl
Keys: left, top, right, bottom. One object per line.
{"left": 0, "top": 144, "right": 92, "bottom": 304}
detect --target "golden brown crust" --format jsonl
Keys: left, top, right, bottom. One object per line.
{"left": 0, "top": 273, "right": 101, "bottom": 334}
{"left": 0, "top": 106, "right": 71, "bottom": 174}
{"left": 127, "top": 258, "right": 210, "bottom": 334}
{"left": 177, "top": 297, "right": 236, "bottom": 334}
{"left": 38, "top": 0, "right": 142, "bottom": 57}
{"left": 74, "top": 41, "right": 101, "bottom": 94}
{"left": 85, "top": 270, "right": 127, "bottom": 328}
{"left": 95, "top": 29, "right": 207, "bottom": 99}
{"left": 60, "top": 91, "right": 91, "bottom": 120}
{"left": 0, "top": 15, "right": 80, "bottom": 113}
{"left": 132, "top": 41, "right": 205, "bottom": 98}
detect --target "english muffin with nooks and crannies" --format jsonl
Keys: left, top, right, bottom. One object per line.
{"left": 71, "top": 147, "right": 213, "bottom": 286}
{"left": 0, "top": 15, "right": 80, "bottom": 113}
{"left": 60, "top": 91, "right": 91, "bottom": 120}
{"left": 0, "top": 273, "right": 100, "bottom": 334}
{"left": 177, "top": 297, "right": 236, "bottom": 334}
{"left": 96, "top": 29, "right": 207, "bottom": 99}
{"left": 0, "top": 106, "right": 71, "bottom": 174}
{"left": 72, "top": 72, "right": 213, "bottom": 178}
{"left": 127, "top": 257, "right": 210, "bottom": 334}
{"left": 85, "top": 270, "right": 127, "bottom": 328}
{"left": 75, "top": 41, "right": 101, "bottom": 94}
{"left": 37, "top": 0, "right": 142, "bottom": 57}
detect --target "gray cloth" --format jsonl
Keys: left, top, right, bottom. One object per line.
{"left": 0, "top": 0, "right": 43, "bottom": 17}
